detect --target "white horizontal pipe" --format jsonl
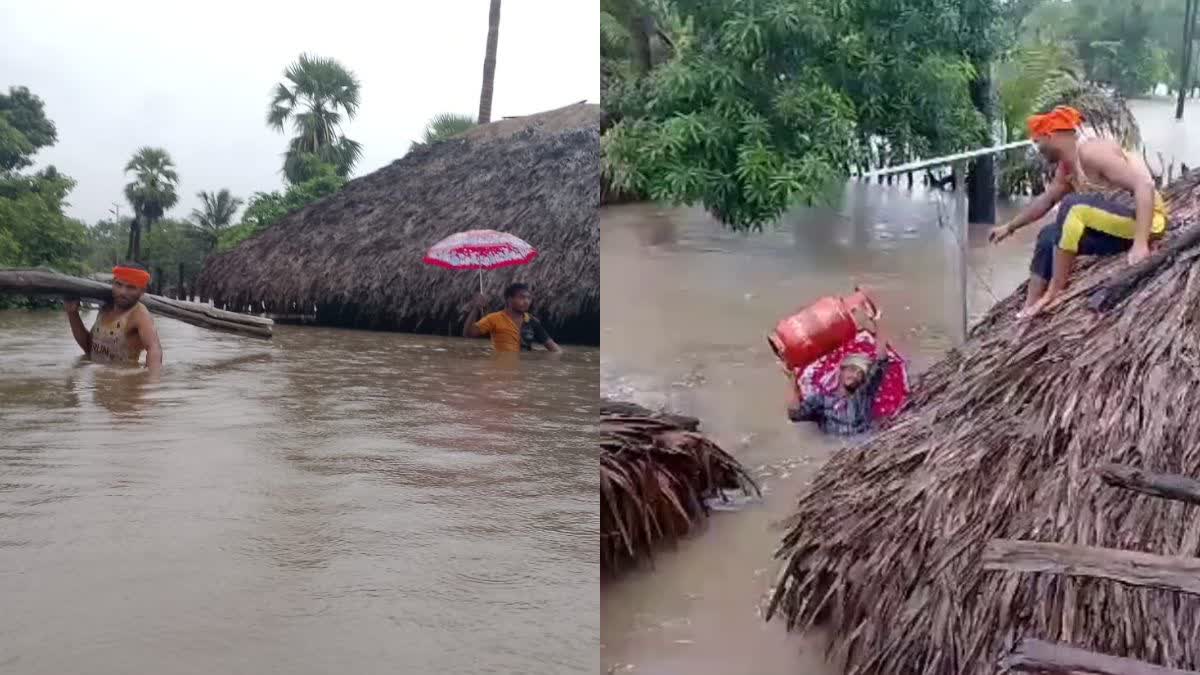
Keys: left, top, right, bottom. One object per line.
{"left": 858, "top": 140, "right": 1034, "bottom": 178}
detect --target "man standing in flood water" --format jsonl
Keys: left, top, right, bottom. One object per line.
{"left": 65, "top": 263, "right": 163, "bottom": 370}
{"left": 464, "top": 282, "right": 562, "bottom": 352}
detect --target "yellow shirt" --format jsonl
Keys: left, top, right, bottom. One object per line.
{"left": 475, "top": 311, "right": 528, "bottom": 352}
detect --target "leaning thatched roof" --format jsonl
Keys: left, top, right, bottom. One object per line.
{"left": 768, "top": 172, "right": 1200, "bottom": 673}
{"left": 601, "top": 399, "right": 758, "bottom": 576}
{"left": 198, "top": 102, "right": 600, "bottom": 343}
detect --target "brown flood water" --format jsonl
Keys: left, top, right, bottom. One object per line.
{"left": 0, "top": 312, "right": 598, "bottom": 675}
{"left": 600, "top": 98, "right": 1200, "bottom": 675}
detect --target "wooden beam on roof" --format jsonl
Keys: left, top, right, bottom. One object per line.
{"left": 1098, "top": 463, "right": 1200, "bottom": 507}
{"left": 982, "top": 539, "right": 1200, "bottom": 597}
{"left": 1003, "top": 638, "right": 1200, "bottom": 675}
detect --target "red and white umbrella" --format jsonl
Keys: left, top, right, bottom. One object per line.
{"left": 423, "top": 229, "right": 538, "bottom": 291}
{"left": 794, "top": 330, "right": 910, "bottom": 421}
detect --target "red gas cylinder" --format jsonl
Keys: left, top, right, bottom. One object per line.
{"left": 768, "top": 289, "right": 879, "bottom": 372}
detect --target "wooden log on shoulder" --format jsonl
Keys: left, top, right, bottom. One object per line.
{"left": 982, "top": 539, "right": 1200, "bottom": 596}
{"left": 0, "top": 267, "right": 272, "bottom": 340}
{"left": 1098, "top": 463, "right": 1200, "bottom": 506}
{"left": 1003, "top": 638, "right": 1200, "bottom": 675}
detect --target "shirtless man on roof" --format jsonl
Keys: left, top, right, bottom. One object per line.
{"left": 989, "top": 106, "right": 1166, "bottom": 319}
{"left": 65, "top": 263, "right": 163, "bottom": 370}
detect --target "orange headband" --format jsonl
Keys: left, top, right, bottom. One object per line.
{"left": 113, "top": 266, "right": 150, "bottom": 289}
{"left": 1028, "top": 106, "right": 1084, "bottom": 138}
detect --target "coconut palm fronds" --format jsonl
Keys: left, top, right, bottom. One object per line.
{"left": 767, "top": 172, "right": 1200, "bottom": 674}
{"left": 601, "top": 400, "right": 758, "bottom": 576}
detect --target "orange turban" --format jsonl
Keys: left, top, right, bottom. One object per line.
{"left": 1027, "top": 106, "right": 1084, "bottom": 138}
{"left": 113, "top": 266, "right": 150, "bottom": 289}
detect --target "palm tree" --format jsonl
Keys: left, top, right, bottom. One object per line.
{"left": 267, "top": 53, "right": 362, "bottom": 184}
{"left": 123, "top": 147, "right": 179, "bottom": 261}
{"left": 477, "top": 0, "right": 502, "bottom": 124}
{"left": 408, "top": 113, "right": 476, "bottom": 153}
{"left": 190, "top": 189, "right": 243, "bottom": 252}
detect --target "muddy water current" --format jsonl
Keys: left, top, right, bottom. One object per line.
{"left": 0, "top": 312, "right": 598, "bottom": 675}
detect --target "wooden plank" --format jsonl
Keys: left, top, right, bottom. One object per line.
{"left": 1099, "top": 463, "right": 1200, "bottom": 506}
{"left": 982, "top": 539, "right": 1200, "bottom": 596}
{"left": 0, "top": 267, "right": 273, "bottom": 339}
{"left": 1003, "top": 638, "right": 1200, "bottom": 675}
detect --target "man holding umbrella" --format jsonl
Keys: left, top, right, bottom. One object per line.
{"left": 464, "top": 282, "right": 561, "bottom": 353}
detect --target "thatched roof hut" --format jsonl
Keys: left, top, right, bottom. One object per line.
{"left": 198, "top": 102, "right": 600, "bottom": 343}
{"left": 601, "top": 400, "right": 757, "bottom": 576}
{"left": 768, "top": 172, "right": 1200, "bottom": 673}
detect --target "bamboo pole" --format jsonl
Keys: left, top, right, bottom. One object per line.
{"left": 982, "top": 539, "right": 1200, "bottom": 596}
{"left": 1004, "top": 638, "right": 1200, "bottom": 675}
{"left": 0, "top": 267, "right": 273, "bottom": 340}
{"left": 1098, "top": 463, "right": 1200, "bottom": 506}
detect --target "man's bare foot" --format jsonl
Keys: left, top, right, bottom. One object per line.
{"left": 1017, "top": 293, "right": 1058, "bottom": 320}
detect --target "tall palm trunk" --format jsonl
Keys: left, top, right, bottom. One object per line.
{"left": 1178, "top": 0, "right": 1198, "bottom": 119}
{"left": 126, "top": 217, "right": 139, "bottom": 261}
{"left": 477, "top": 0, "right": 501, "bottom": 124}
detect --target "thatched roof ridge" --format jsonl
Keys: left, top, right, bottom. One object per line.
{"left": 769, "top": 171, "right": 1200, "bottom": 673}
{"left": 198, "top": 102, "right": 600, "bottom": 342}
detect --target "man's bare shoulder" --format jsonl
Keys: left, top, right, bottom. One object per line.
{"left": 133, "top": 302, "right": 156, "bottom": 323}
{"left": 1078, "top": 137, "right": 1125, "bottom": 164}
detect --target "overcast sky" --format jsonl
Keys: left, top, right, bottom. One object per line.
{"left": 2, "top": 0, "right": 599, "bottom": 223}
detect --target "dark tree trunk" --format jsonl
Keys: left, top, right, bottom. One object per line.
{"left": 968, "top": 62, "right": 996, "bottom": 224}
{"left": 125, "top": 216, "right": 137, "bottom": 261}
{"left": 477, "top": 0, "right": 502, "bottom": 125}
{"left": 178, "top": 262, "right": 185, "bottom": 300}
{"left": 131, "top": 222, "right": 143, "bottom": 263}
{"left": 1177, "top": 0, "right": 1197, "bottom": 120}
{"left": 631, "top": 14, "right": 653, "bottom": 75}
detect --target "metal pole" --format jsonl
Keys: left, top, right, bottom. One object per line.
{"left": 859, "top": 140, "right": 1032, "bottom": 179}
{"left": 955, "top": 160, "right": 969, "bottom": 343}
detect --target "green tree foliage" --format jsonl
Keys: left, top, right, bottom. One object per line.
{"left": 603, "top": 0, "right": 992, "bottom": 229}
{"left": 0, "top": 86, "right": 57, "bottom": 172}
{"left": 83, "top": 217, "right": 207, "bottom": 291}
{"left": 123, "top": 146, "right": 180, "bottom": 260}
{"left": 997, "top": 41, "right": 1083, "bottom": 141}
{"left": 0, "top": 87, "right": 87, "bottom": 279}
{"left": 268, "top": 54, "right": 363, "bottom": 185}
{"left": 408, "top": 113, "right": 477, "bottom": 153}
{"left": 189, "top": 188, "right": 243, "bottom": 252}
{"left": 217, "top": 162, "right": 345, "bottom": 252}
{"left": 1021, "top": 0, "right": 1176, "bottom": 97}
{"left": 83, "top": 218, "right": 131, "bottom": 272}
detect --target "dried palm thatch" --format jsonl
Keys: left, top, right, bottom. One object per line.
{"left": 767, "top": 171, "right": 1200, "bottom": 673}
{"left": 601, "top": 399, "right": 758, "bottom": 576}
{"left": 198, "top": 102, "right": 599, "bottom": 344}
